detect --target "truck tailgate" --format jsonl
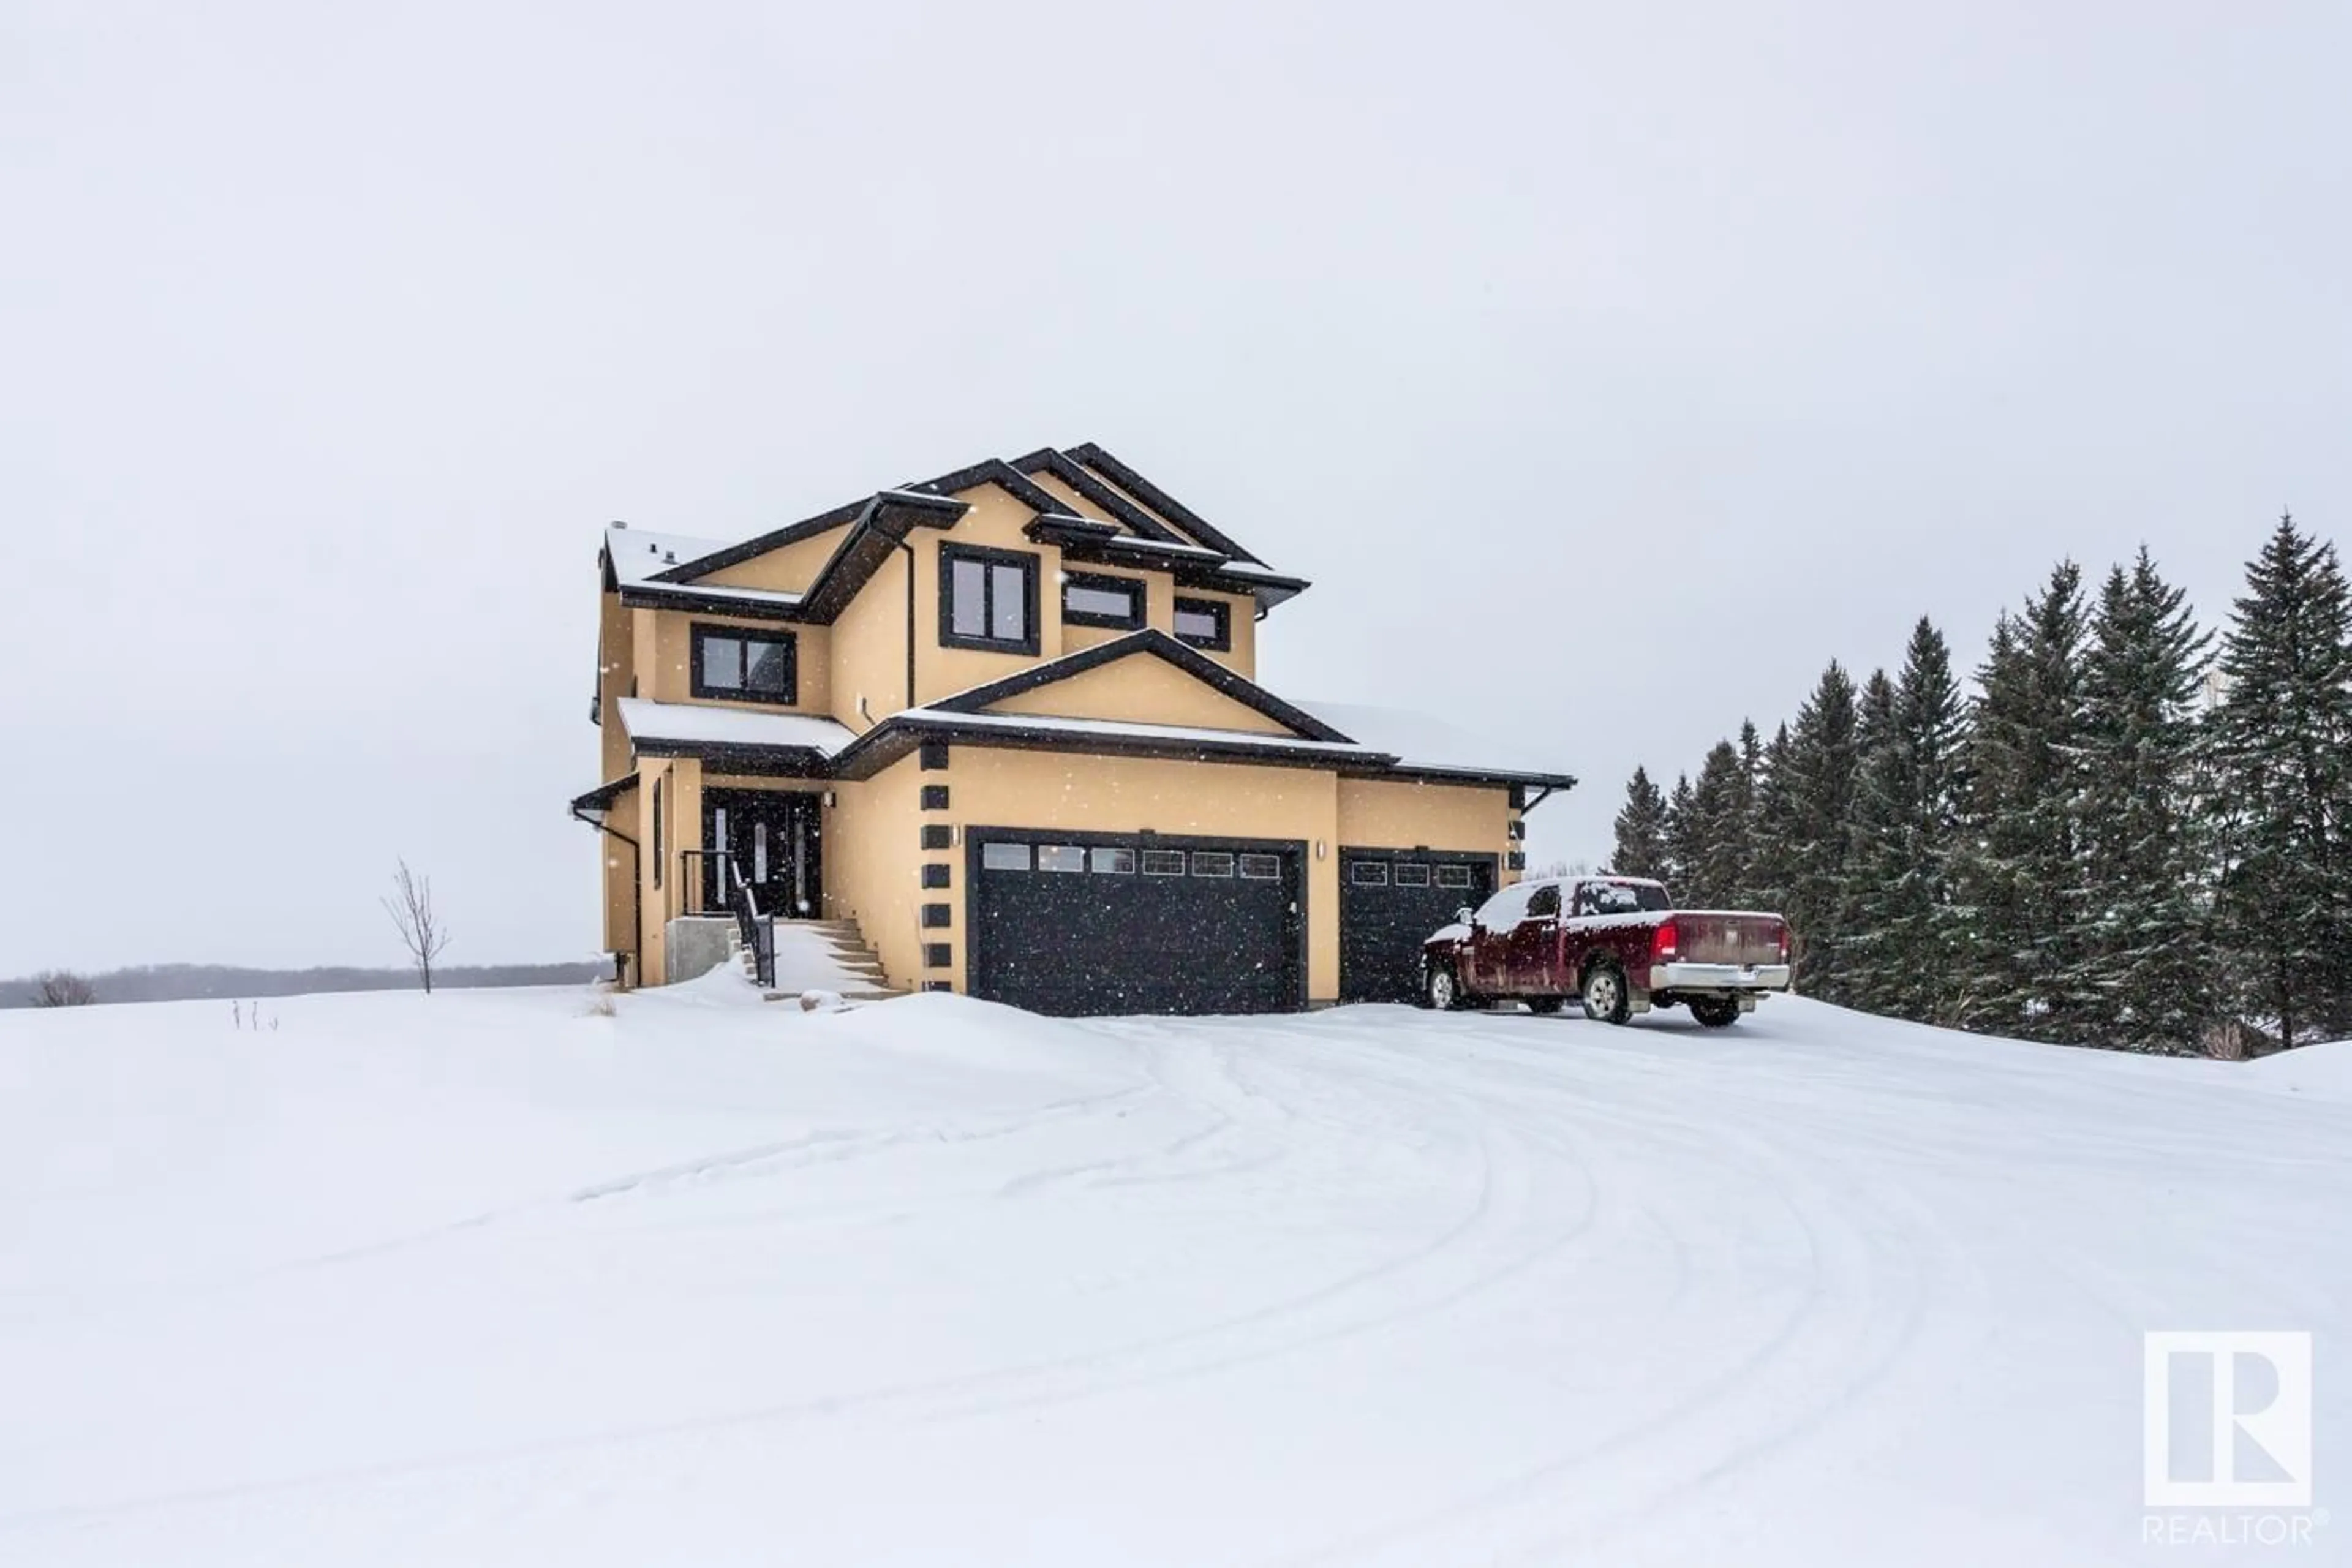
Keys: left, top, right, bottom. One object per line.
{"left": 1675, "top": 913, "right": 1785, "bottom": 967}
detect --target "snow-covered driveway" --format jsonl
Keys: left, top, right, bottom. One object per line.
{"left": 1, "top": 985, "right": 2344, "bottom": 1565}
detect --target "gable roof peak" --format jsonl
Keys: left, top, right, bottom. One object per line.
{"left": 926, "top": 628, "right": 1354, "bottom": 745}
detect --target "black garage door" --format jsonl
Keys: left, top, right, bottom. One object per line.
{"left": 1340, "top": 850, "right": 1496, "bottom": 1004}
{"left": 969, "top": 829, "right": 1305, "bottom": 1016}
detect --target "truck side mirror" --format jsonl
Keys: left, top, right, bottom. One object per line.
{"left": 1455, "top": 905, "right": 1476, "bottom": 926}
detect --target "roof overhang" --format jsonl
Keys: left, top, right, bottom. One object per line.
{"left": 827, "top": 712, "right": 1396, "bottom": 782}
{"left": 568, "top": 775, "right": 639, "bottom": 818}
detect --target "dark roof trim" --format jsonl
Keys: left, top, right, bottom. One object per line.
{"left": 796, "top": 492, "right": 968, "bottom": 620}
{"left": 1066, "top": 442, "right": 1263, "bottom": 565}
{"left": 1024, "top": 514, "right": 1234, "bottom": 576}
{"left": 650, "top": 499, "right": 866, "bottom": 584}
{"left": 1008, "top": 447, "right": 1189, "bottom": 545}
{"left": 1336, "top": 763, "right": 1582, "bottom": 793}
{"left": 618, "top": 585, "right": 804, "bottom": 624}
{"left": 925, "top": 628, "right": 1355, "bottom": 744}
{"left": 906, "top": 458, "right": 1068, "bottom": 519}
{"left": 628, "top": 737, "right": 835, "bottom": 776}
{"left": 568, "top": 775, "right": 641, "bottom": 813}
{"left": 827, "top": 714, "right": 1395, "bottom": 783}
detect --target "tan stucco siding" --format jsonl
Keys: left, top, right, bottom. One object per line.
{"left": 909, "top": 486, "right": 1069, "bottom": 707}
{"left": 982, "top": 654, "right": 1296, "bottom": 735}
{"left": 639, "top": 611, "right": 831, "bottom": 714}
{"left": 630, "top": 608, "right": 658, "bottom": 701}
{"left": 595, "top": 782, "right": 638, "bottom": 962}
{"left": 828, "top": 548, "right": 911, "bottom": 729}
{"left": 824, "top": 752, "right": 930, "bottom": 990}
{"left": 1176, "top": 586, "right": 1255, "bottom": 676}
{"left": 598, "top": 590, "right": 635, "bottom": 783}
{"left": 695, "top": 526, "right": 848, "bottom": 594}
{"left": 1336, "top": 777, "right": 1515, "bottom": 875}
{"left": 1027, "top": 472, "right": 1119, "bottom": 527}
{"left": 632, "top": 758, "right": 688, "bottom": 984}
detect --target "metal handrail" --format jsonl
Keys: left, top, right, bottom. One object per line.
{"left": 726, "top": 859, "right": 775, "bottom": 989}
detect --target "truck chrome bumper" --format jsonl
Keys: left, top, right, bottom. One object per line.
{"left": 1648, "top": 962, "right": 1792, "bottom": 993}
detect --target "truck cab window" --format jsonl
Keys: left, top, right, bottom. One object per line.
{"left": 1526, "top": 884, "right": 1560, "bottom": 918}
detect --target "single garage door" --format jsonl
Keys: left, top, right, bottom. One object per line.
{"left": 968, "top": 830, "right": 1305, "bottom": 1016}
{"left": 1340, "top": 850, "right": 1496, "bottom": 1004}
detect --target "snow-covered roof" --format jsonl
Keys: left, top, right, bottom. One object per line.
{"left": 1294, "top": 698, "right": 1575, "bottom": 786}
{"left": 605, "top": 527, "right": 735, "bottom": 587}
{"left": 616, "top": 698, "right": 855, "bottom": 756}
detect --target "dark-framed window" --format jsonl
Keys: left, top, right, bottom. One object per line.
{"left": 1173, "top": 597, "right": 1231, "bottom": 651}
{"left": 691, "top": 625, "right": 797, "bottom": 704}
{"left": 940, "top": 544, "right": 1040, "bottom": 655}
{"left": 1061, "top": 570, "right": 1146, "bottom": 630}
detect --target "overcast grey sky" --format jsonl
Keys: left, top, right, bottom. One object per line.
{"left": 3, "top": 1, "right": 2345, "bottom": 971}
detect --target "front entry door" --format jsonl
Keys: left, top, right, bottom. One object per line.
{"left": 703, "top": 790, "right": 822, "bottom": 918}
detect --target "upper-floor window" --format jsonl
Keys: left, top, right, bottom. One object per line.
{"left": 1174, "top": 595, "right": 1231, "bottom": 651}
{"left": 941, "top": 544, "right": 1039, "bottom": 655}
{"left": 692, "top": 625, "right": 797, "bottom": 703}
{"left": 1062, "top": 570, "right": 1145, "bottom": 630}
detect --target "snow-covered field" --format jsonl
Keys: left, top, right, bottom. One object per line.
{"left": 2, "top": 979, "right": 2343, "bottom": 1566}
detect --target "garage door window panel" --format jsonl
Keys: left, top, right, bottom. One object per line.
{"left": 1038, "top": 846, "right": 1086, "bottom": 873}
{"left": 982, "top": 843, "right": 1031, "bottom": 872}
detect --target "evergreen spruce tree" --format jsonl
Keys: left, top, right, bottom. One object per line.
{"left": 1845, "top": 620, "right": 1967, "bottom": 1023}
{"left": 1953, "top": 564, "right": 2090, "bottom": 1040}
{"left": 1746, "top": 722, "right": 1798, "bottom": 916}
{"left": 1664, "top": 774, "right": 1698, "bottom": 894}
{"left": 2069, "top": 551, "right": 2214, "bottom": 1051}
{"left": 2209, "top": 514, "right": 2352, "bottom": 1047}
{"left": 1779, "top": 662, "right": 1862, "bottom": 999}
{"left": 1732, "top": 720, "right": 1766, "bottom": 905}
{"left": 1611, "top": 766, "right": 1672, "bottom": 880}
{"left": 1679, "top": 740, "right": 1748, "bottom": 908}
{"left": 1840, "top": 671, "right": 1901, "bottom": 1011}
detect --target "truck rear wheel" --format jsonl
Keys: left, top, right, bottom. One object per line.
{"left": 1691, "top": 997, "right": 1741, "bottom": 1028}
{"left": 1580, "top": 963, "right": 1632, "bottom": 1026}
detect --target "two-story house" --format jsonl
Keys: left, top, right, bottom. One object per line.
{"left": 570, "top": 444, "right": 1574, "bottom": 1014}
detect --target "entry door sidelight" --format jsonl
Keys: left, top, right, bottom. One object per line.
{"left": 703, "top": 790, "right": 823, "bottom": 918}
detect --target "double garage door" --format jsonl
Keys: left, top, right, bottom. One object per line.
{"left": 968, "top": 829, "right": 1304, "bottom": 1016}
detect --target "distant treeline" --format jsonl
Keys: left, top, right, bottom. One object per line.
{"left": 1613, "top": 513, "right": 2352, "bottom": 1058}
{"left": 0, "top": 961, "right": 608, "bottom": 1009}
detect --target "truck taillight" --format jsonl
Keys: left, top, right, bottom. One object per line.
{"left": 1777, "top": 925, "right": 1791, "bottom": 963}
{"left": 1653, "top": 919, "right": 1679, "bottom": 962}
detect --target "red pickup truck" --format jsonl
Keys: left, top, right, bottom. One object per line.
{"left": 1420, "top": 875, "right": 1792, "bottom": 1027}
